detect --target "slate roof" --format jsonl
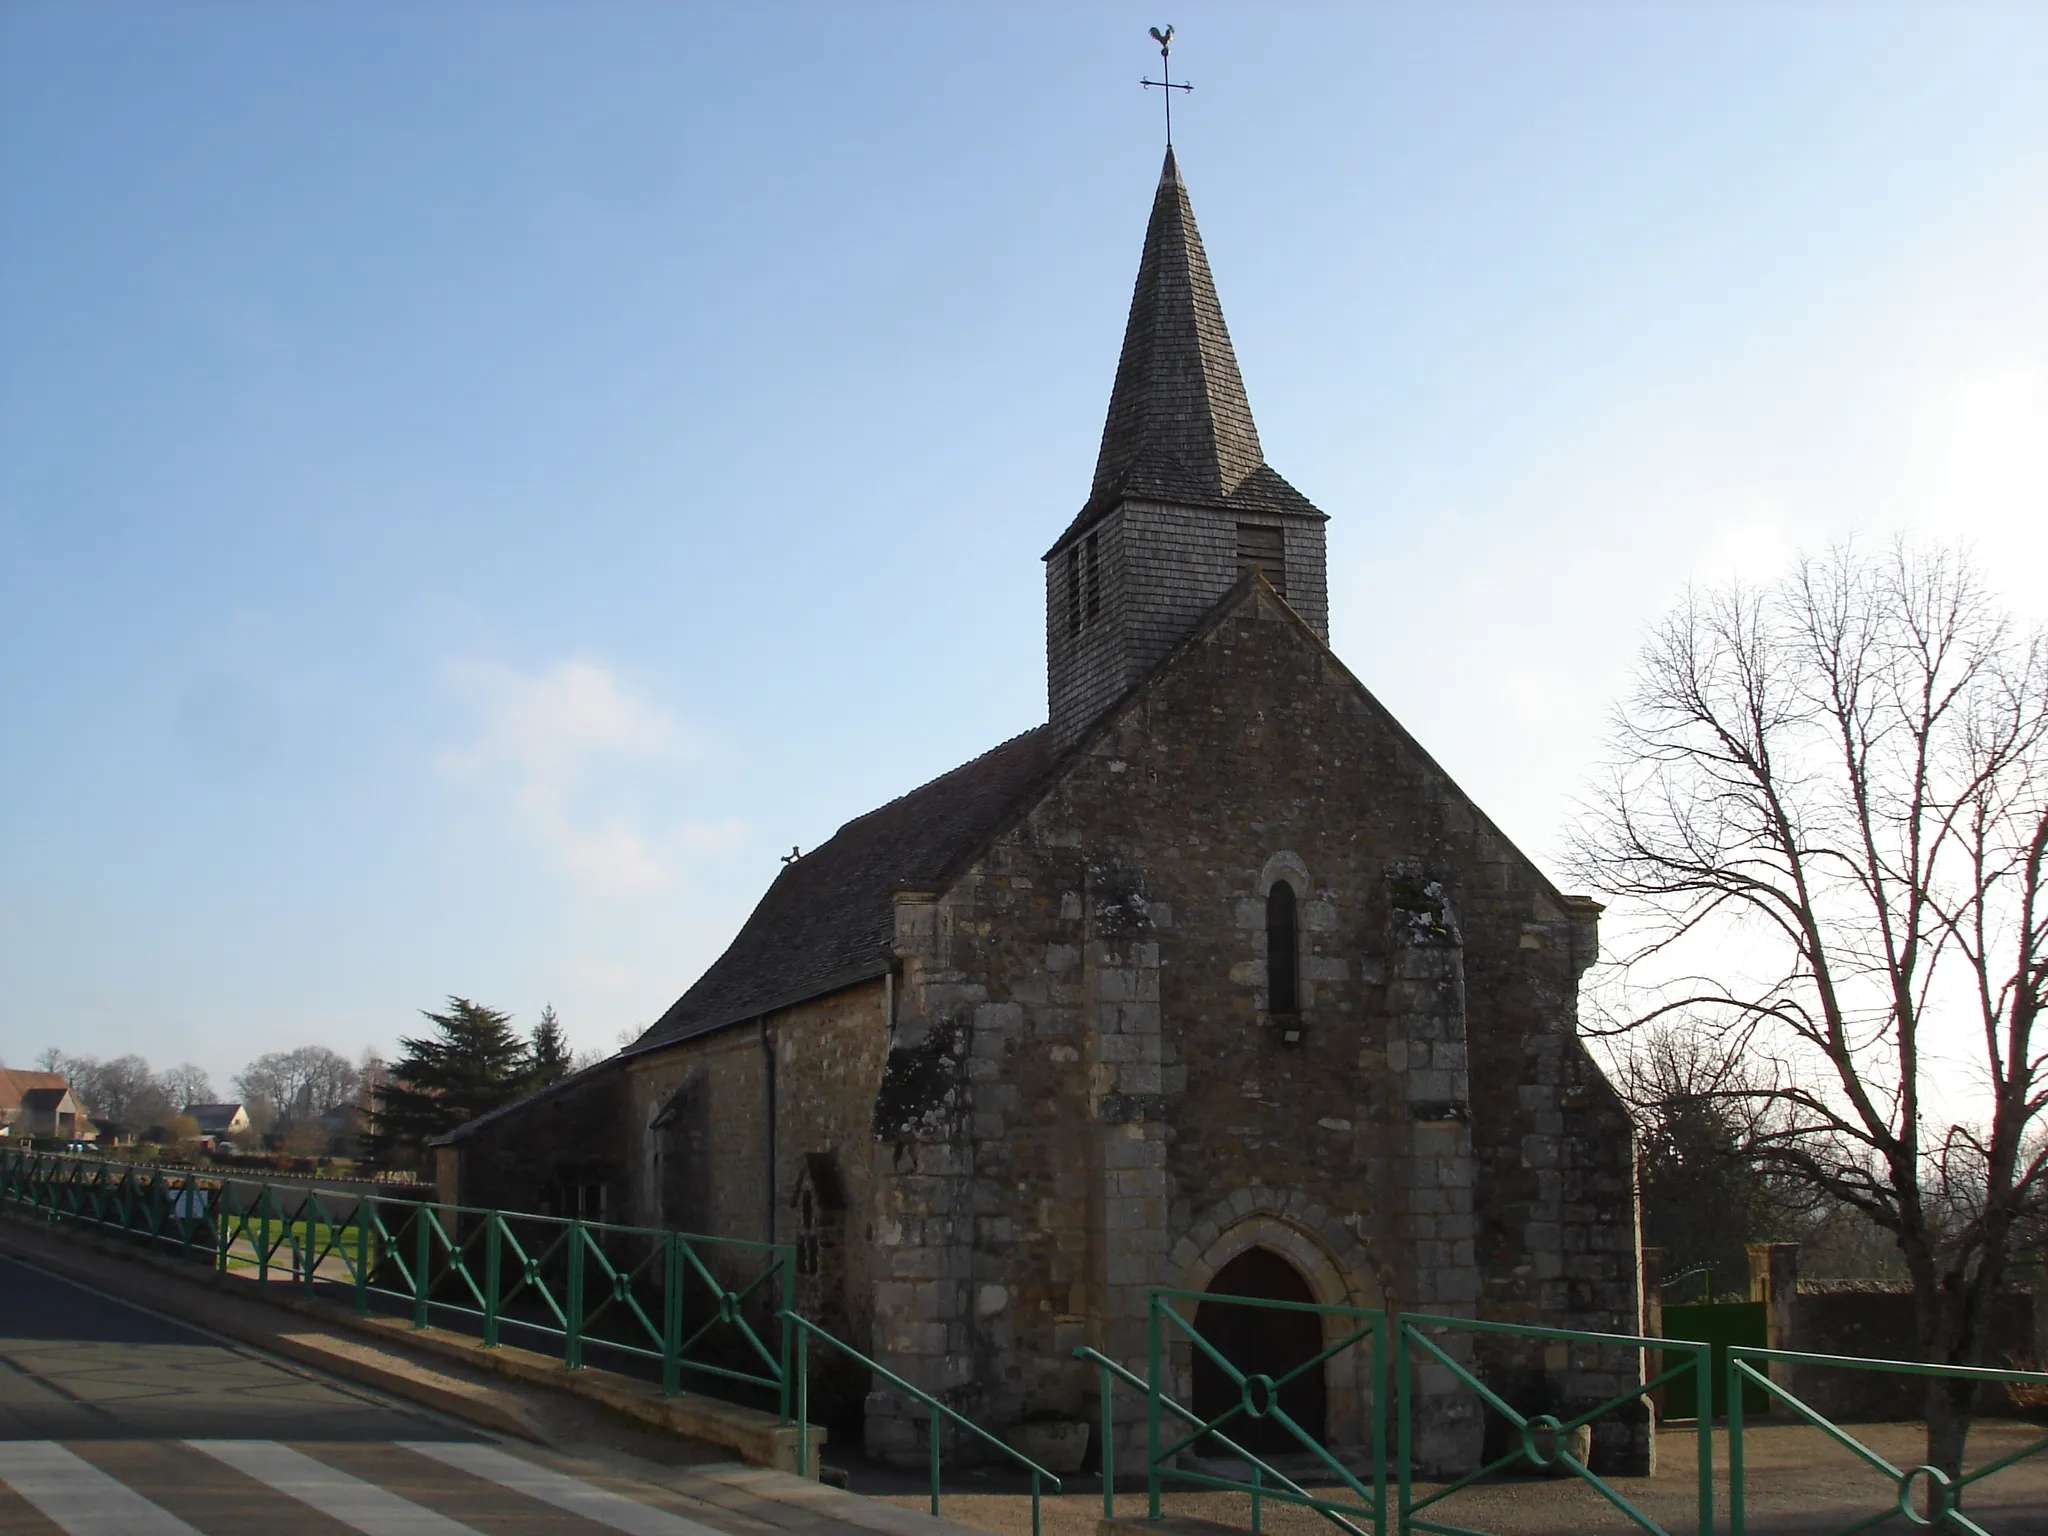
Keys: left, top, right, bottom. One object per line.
{"left": 627, "top": 727, "right": 1061, "bottom": 1054}
{"left": 184, "top": 1102, "right": 248, "bottom": 1132}
{"left": 0, "top": 1070, "right": 68, "bottom": 1113}
{"left": 1054, "top": 147, "right": 1325, "bottom": 552}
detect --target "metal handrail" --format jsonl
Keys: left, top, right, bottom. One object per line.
{"left": 1145, "top": 1290, "right": 1388, "bottom": 1534}
{"left": 780, "top": 1310, "right": 1061, "bottom": 1536}
{"left": 2, "top": 1145, "right": 796, "bottom": 1417}
{"left": 1726, "top": 1344, "right": 2048, "bottom": 1536}
{"left": 1073, "top": 1344, "right": 1372, "bottom": 1536}
{"left": 1395, "top": 1312, "right": 1709, "bottom": 1536}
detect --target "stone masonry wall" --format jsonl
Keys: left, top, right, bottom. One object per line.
{"left": 1049, "top": 500, "right": 1329, "bottom": 748}
{"left": 441, "top": 1061, "right": 634, "bottom": 1218}
{"left": 622, "top": 983, "right": 891, "bottom": 1324}
{"left": 875, "top": 582, "right": 1639, "bottom": 1476}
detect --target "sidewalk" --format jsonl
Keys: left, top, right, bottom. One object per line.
{"left": 0, "top": 1213, "right": 982, "bottom": 1536}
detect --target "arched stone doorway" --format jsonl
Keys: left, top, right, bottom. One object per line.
{"left": 1192, "top": 1246, "right": 1328, "bottom": 1452}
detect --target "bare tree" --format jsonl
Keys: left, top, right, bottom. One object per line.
{"left": 234, "top": 1046, "right": 361, "bottom": 1137}
{"left": 38, "top": 1050, "right": 170, "bottom": 1134}
{"left": 1575, "top": 542, "right": 2048, "bottom": 1476}
{"left": 1621, "top": 1021, "right": 1793, "bottom": 1290}
{"left": 157, "top": 1063, "right": 215, "bottom": 1111}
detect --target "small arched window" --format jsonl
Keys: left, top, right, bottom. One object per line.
{"left": 1266, "top": 882, "right": 1299, "bottom": 1015}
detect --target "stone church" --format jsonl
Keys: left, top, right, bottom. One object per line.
{"left": 439, "top": 148, "right": 1644, "bottom": 1472}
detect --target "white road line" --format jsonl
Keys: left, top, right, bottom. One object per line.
{"left": 187, "top": 1440, "right": 479, "bottom": 1536}
{"left": 402, "top": 1441, "right": 732, "bottom": 1536}
{"left": 0, "top": 1442, "right": 205, "bottom": 1536}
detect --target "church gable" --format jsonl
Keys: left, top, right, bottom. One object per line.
{"left": 870, "top": 573, "right": 1632, "bottom": 1434}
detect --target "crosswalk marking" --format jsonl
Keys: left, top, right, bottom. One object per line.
{"left": 187, "top": 1440, "right": 479, "bottom": 1536}
{"left": 402, "top": 1441, "right": 732, "bottom": 1536}
{"left": 0, "top": 1441, "right": 205, "bottom": 1536}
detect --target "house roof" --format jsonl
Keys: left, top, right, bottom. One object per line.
{"left": 626, "top": 726, "right": 1061, "bottom": 1055}
{"left": 1052, "top": 148, "right": 1325, "bottom": 554}
{"left": 19, "top": 1087, "right": 73, "bottom": 1113}
{"left": 184, "top": 1102, "right": 247, "bottom": 1129}
{"left": 0, "top": 1070, "right": 70, "bottom": 1112}
{"left": 430, "top": 1056, "right": 624, "bottom": 1147}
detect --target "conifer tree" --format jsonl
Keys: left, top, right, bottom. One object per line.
{"left": 529, "top": 1004, "right": 573, "bottom": 1088}
{"left": 368, "top": 997, "right": 532, "bottom": 1162}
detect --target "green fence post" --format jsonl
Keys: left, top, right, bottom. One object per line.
{"left": 1373, "top": 1308, "right": 1389, "bottom": 1528}
{"left": 355, "top": 1199, "right": 369, "bottom": 1316}
{"left": 661, "top": 1232, "right": 682, "bottom": 1396}
{"left": 793, "top": 1328, "right": 807, "bottom": 1478}
{"left": 929, "top": 1407, "right": 941, "bottom": 1518}
{"left": 1726, "top": 1347, "right": 1744, "bottom": 1536}
{"left": 1697, "top": 1341, "right": 1715, "bottom": 1536}
{"left": 1100, "top": 1360, "right": 1115, "bottom": 1520}
{"left": 779, "top": 1246, "right": 794, "bottom": 1425}
{"left": 1146, "top": 1294, "right": 1162, "bottom": 1521}
{"left": 484, "top": 1216, "right": 502, "bottom": 1349}
{"left": 257, "top": 1184, "right": 273, "bottom": 1286}
{"left": 565, "top": 1220, "right": 585, "bottom": 1370}
{"left": 1395, "top": 1317, "right": 1413, "bottom": 1532}
{"left": 414, "top": 1208, "right": 431, "bottom": 1330}
{"left": 304, "top": 1195, "right": 319, "bottom": 1291}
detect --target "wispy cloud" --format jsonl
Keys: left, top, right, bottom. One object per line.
{"left": 441, "top": 660, "right": 743, "bottom": 896}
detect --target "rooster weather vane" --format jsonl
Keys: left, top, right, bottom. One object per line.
{"left": 1142, "top": 25, "right": 1191, "bottom": 148}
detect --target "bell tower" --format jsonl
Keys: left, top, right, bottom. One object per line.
{"left": 1045, "top": 149, "right": 1329, "bottom": 748}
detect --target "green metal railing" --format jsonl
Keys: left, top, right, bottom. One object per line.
{"left": 1134, "top": 1288, "right": 1389, "bottom": 1534}
{"left": 1075, "top": 1341, "right": 1376, "bottom": 1536}
{"left": 0, "top": 1146, "right": 795, "bottom": 1416}
{"left": 1726, "top": 1346, "right": 2048, "bottom": 1536}
{"left": 783, "top": 1310, "right": 1063, "bottom": 1535}
{"left": 1396, "top": 1312, "right": 1710, "bottom": 1536}
{"left": 1082, "top": 1294, "right": 1710, "bottom": 1536}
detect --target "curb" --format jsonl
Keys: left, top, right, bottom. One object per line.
{"left": 0, "top": 1217, "right": 549, "bottom": 1443}
{"left": 0, "top": 1210, "right": 823, "bottom": 1471}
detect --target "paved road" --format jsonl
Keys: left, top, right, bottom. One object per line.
{"left": 0, "top": 1255, "right": 802, "bottom": 1535}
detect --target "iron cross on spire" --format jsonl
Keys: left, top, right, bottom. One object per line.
{"left": 1141, "top": 25, "right": 1191, "bottom": 148}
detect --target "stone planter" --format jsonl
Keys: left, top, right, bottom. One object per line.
{"left": 1522, "top": 1420, "right": 1592, "bottom": 1478}
{"left": 1004, "top": 1418, "right": 1091, "bottom": 1475}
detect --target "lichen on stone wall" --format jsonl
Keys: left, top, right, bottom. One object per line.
{"left": 872, "top": 1016, "right": 969, "bottom": 1142}
{"left": 1387, "top": 867, "right": 1459, "bottom": 946}
{"left": 1087, "top": 862, "right": 1152, "bottom": 937}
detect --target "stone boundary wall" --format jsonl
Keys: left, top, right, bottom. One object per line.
{"left": 1648, "top": 1243, "right": 2047, "bottom": 1422}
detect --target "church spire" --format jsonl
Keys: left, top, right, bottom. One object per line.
{"left": 1089, "top": 146, "right": 1265, "bottom": 510}
{"left": 1045, "top": 147, "right": 1328, "bottom": 750}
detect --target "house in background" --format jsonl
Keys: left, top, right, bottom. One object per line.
{"left": 183, "top": 1102, "right": 253, "bottom": 1147}
{"left": 0, "top": 1070, "right": 94, "bottom": 1143}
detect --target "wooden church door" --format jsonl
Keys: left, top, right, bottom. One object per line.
{"left": 1191, "top": 1246, "right": 1328, "bottom": 1453}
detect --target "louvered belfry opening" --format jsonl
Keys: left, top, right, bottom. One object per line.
{"left": 1236, "top": 522, "right": 1285, "bottom": 596}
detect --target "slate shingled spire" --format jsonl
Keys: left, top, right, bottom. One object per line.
{"left": 1090, "top": 146, "right": 1264, "bottom": 509}
{"left": 1045, "top": 147, "right": 1328, "bottom": 748}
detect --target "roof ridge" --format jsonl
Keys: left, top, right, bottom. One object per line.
{"left": 830, "top": 724, "right": 1051, "bottom": 842}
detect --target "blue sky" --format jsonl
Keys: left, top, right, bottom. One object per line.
{"left": 4, "top": 3, "right": 2046, "bottom": 1090}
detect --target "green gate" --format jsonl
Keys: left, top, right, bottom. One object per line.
{"left": 1661, "top": 1300, "right": 1767, "bottom": 1419}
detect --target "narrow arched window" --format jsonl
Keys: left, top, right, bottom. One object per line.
{"left": 1266, "top": 882, "right": 1298, "bottom": 1015}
